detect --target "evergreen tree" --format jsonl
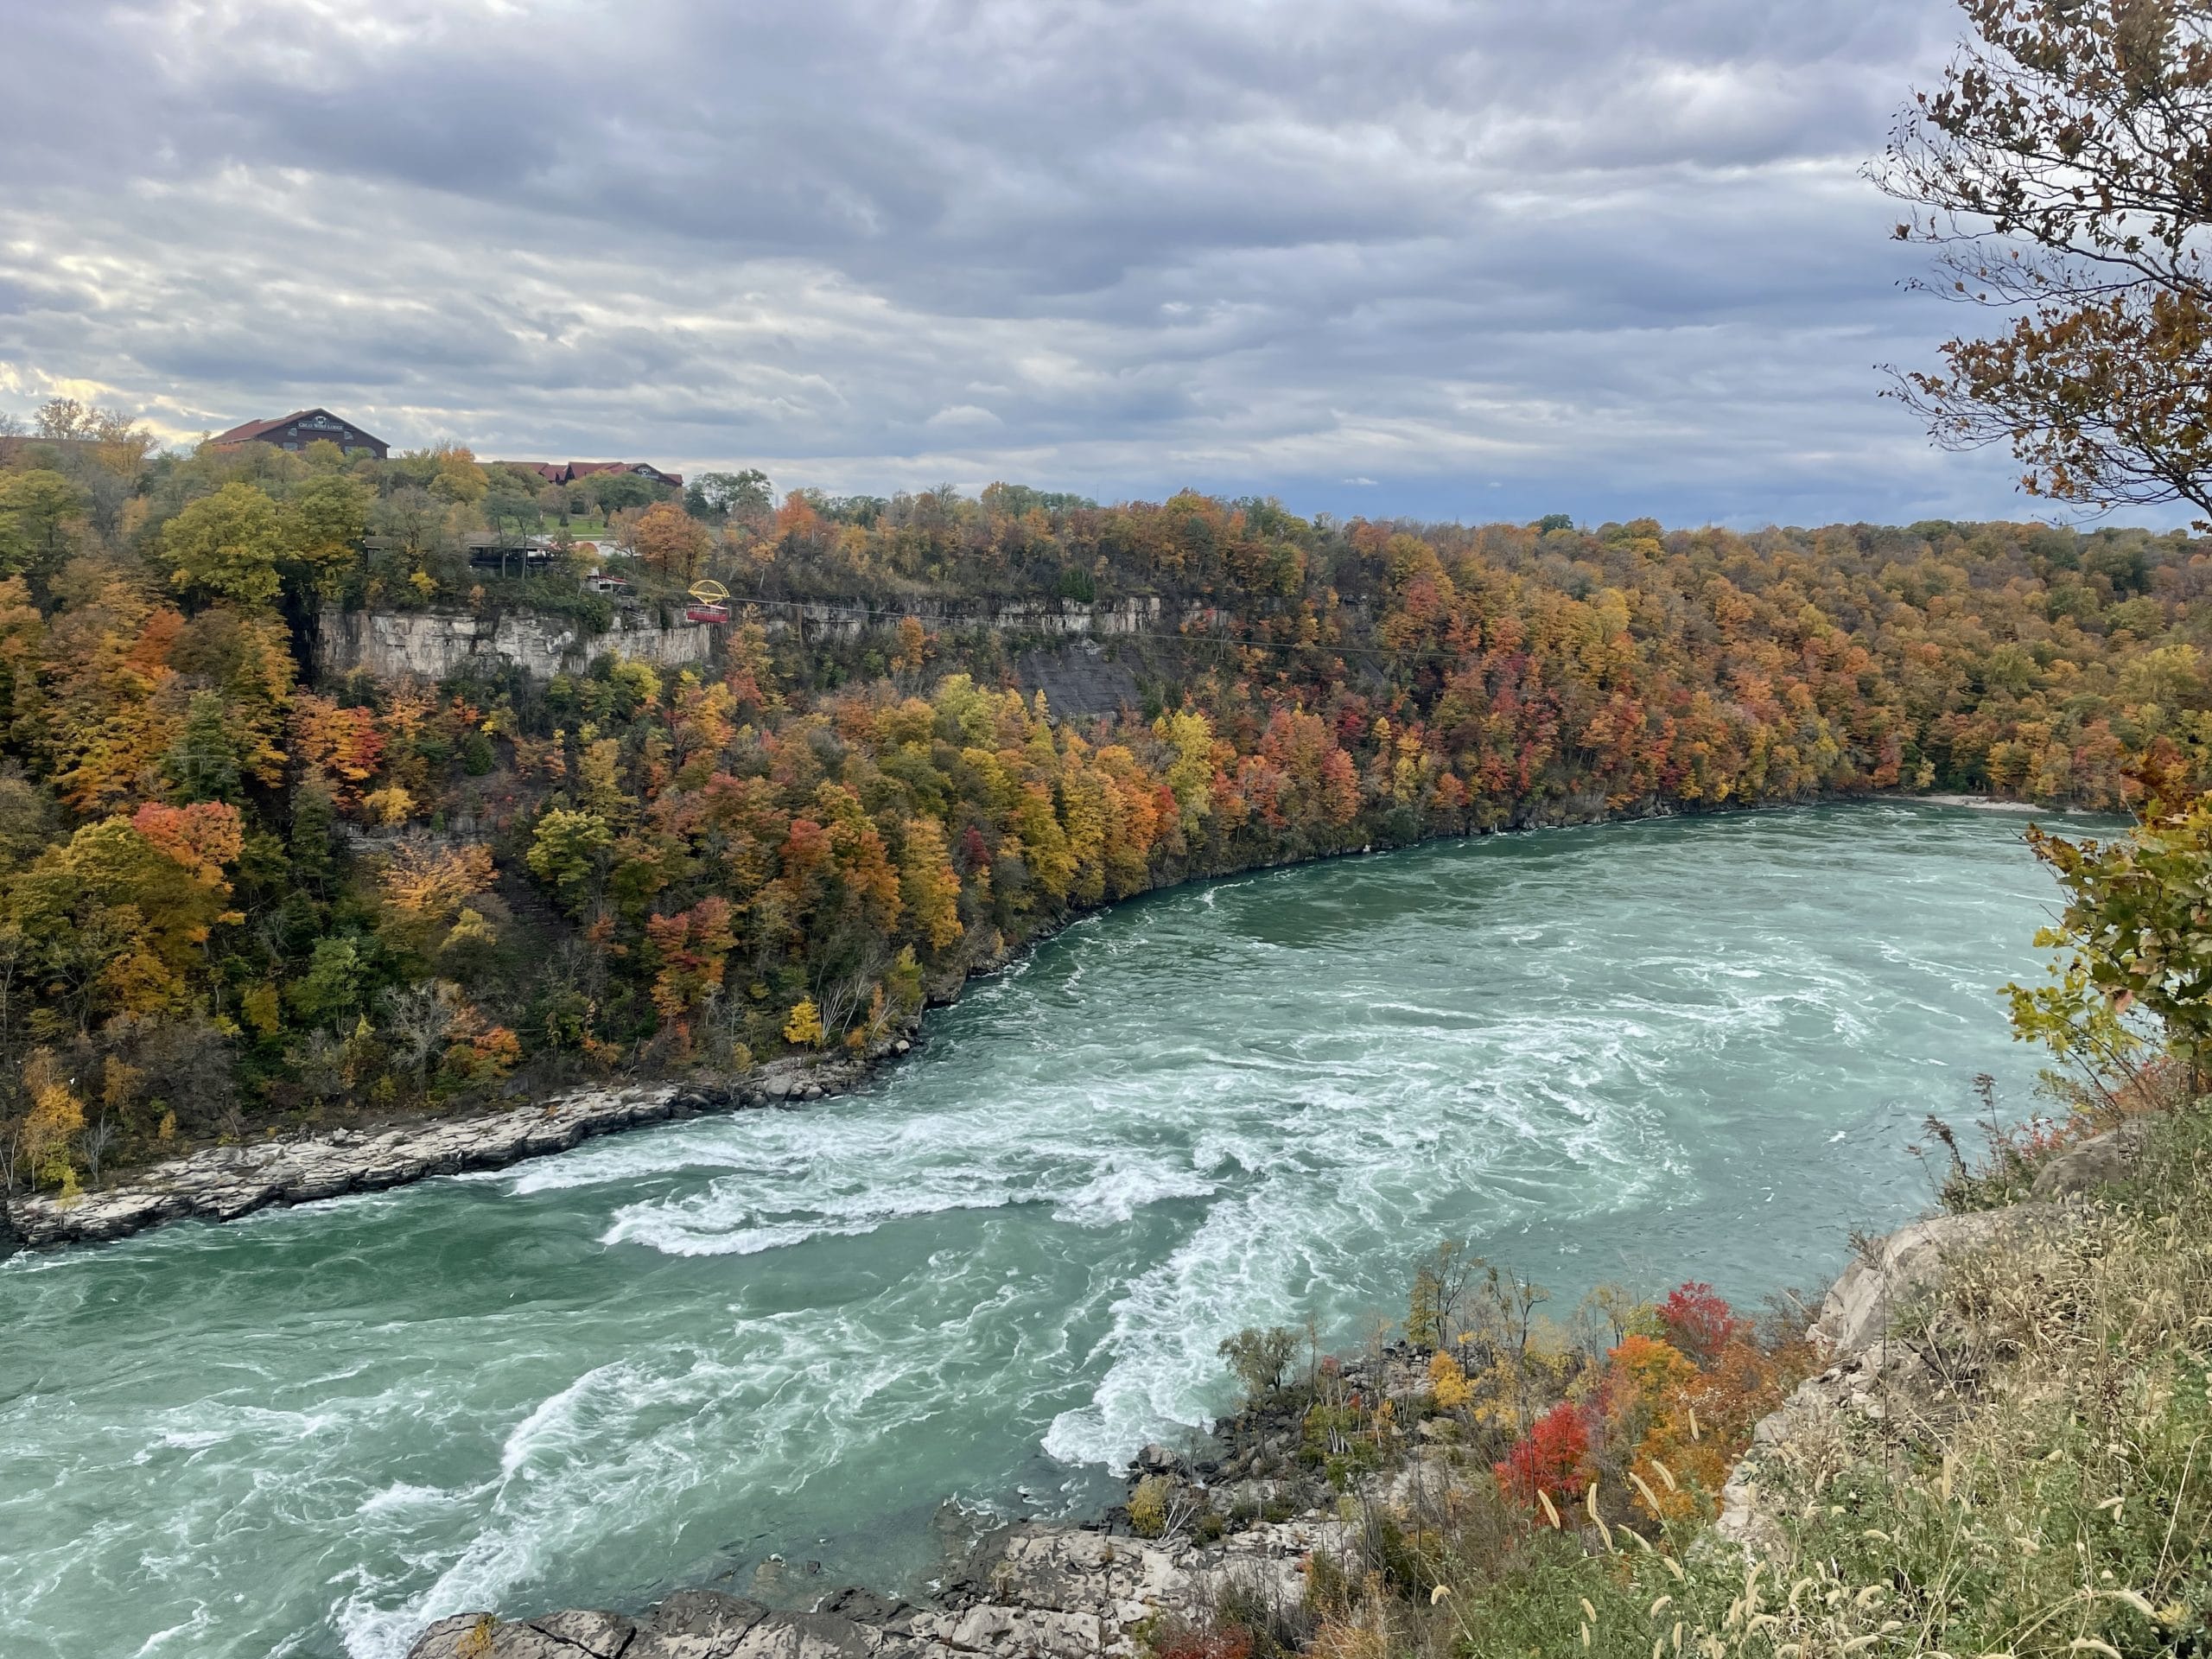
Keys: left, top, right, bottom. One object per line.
{"left": 163, "top": 692, "right": 242, "bottom": 804}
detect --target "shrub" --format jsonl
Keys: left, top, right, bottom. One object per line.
{"left": 1427, "top": 1350, "right": 1471, "bottom": 1410}
{"left": 1217, "top": 1325, "right": 1300, "bottom": 1408}
{"left": 1654, "top": 1281, "right": 1740, "bottom": 1366}
{"left": 1150, "top": 1631, "right": 1249, "bottom": 1659}
{"left": 1128, "top": 1474, "right": 1175, "bottom": 1539}
{"left": 1492, "top": 1402, "right": 1592, "bottom": 1505}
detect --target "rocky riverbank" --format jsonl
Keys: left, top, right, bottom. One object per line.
{"left": 396, "top": 1338, "right": 1413, "bottom": 1659}
{"left": 0, "top": 1048, "right": 901, "bottom": 1251}
{"left": 409, "top": 1510, "right": 1347, "bottom": 1659}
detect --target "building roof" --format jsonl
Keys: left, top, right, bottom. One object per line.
{"left": 499, "top": 460, "right": 685, "bottom": 488}
{"left": 210, "top": 408, "right": 388, "bottom": 450}
{"left": 210, "top": 413, "right": 301, "bottom": 445}
{"left": 568, "top": 461, "right": 680, "bottom": 480}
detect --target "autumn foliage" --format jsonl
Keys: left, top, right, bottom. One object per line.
{"left": 1492, "top": 1402, "right": 1594, "bottom": 1503}
{"left": 5, "top": 411, "right": 2212, "bottom": 1191}
{"left": 1480, "top": 1281, "right": 1800, "bottom": 1522}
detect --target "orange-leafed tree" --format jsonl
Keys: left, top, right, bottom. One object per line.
{"left": 645, "top": 896, "right": 738, "bottom": 1041}
{"left": 291, "top": 696, "right": 387, "bottom": 808}
{"left": 632, "top": 501, "right": 712, "bottom": 582}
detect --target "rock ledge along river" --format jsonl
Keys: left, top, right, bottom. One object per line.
{"left": 0, "top": 803, "right": 2107, "bottom": 1659}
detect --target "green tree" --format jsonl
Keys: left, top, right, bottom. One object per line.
{"left": 686, "top": 468, "right": 773, "bottom": 521}
{"left": 1217, "top": 1325, "right": 1300, "bottom": 1408}
{"left": 283, "top": 474, "right": 371, "bottom": 595}
{"left": 525, "top": 807, "right": 614, "bottom": 907}
{"left": 289, "top": 779, "right": 340, "bottom": 892}
{"left": 586, "top": 472, "right": 663, "bottom": 515}
{"left": 2007, "top": 783, "right": 2212, "bottom": 1086}
{"left": 286, "top": 935, "right": 370, "bottom": 1022}
{"left": 162, "top": 691, "right": 243, "bottom": 804}
{"left": 0, "top": 470, "right": 86, "bottom": 580}
{"left": 163, "top": 483, "right": 286, "bottom": 606}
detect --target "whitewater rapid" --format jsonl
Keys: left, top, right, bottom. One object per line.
{"left": 0, "top": 804, "right": 2101, "bottom": 1659}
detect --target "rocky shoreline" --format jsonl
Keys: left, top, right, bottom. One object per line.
{"left": 394, "top": 1121, "right": 2152, "bottom": 1659}
{"left": 404, "top": 1402, "right": 1358, "bottom": 1659}
{"left": 397, "top": 1328, "right": 1438, "bottom": 1659}
{"left": 408, "top": 1510, "right": 1346, "bottom": 1659}
{"left": 410, "top": 1123, "right": 2145, "bottom": 1659}
{"left": 0, "top": 1047, "right": 903, "bottom": 1252}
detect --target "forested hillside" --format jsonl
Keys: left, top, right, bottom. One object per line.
{"left": 3, "top": 404, "right": 2210, "bottom": 1192}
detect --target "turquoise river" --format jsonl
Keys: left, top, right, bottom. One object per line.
{"left": 0, "top": 804, "right": 2109, "bottom": 1657}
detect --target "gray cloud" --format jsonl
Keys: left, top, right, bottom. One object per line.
{"left": 0, "top": 0, "right": 2130, "bottom": 527}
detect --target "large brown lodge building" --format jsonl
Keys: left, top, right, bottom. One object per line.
{"left": 210, "top": 407, "right": 683, "bottom": 488}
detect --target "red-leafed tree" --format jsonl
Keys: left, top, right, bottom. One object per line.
{"left": 1492, "top": 1402, "right": 1593, "bottom": 1504}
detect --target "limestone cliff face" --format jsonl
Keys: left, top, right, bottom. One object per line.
{"left": 317, "top": 596, "right": 1185, "bottom": 685}
{"left": 318, "top": 608, "right": 716, "bottom": 681}
{"left": 749, "top": 595, "right": 1170, "bottom": 646}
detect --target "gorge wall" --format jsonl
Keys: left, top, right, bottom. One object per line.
{"left": 317, "top": 607, "right": 718, "bottom": 681}
{"left": 316, "top": 595, "right": 1180, "bottom": 684}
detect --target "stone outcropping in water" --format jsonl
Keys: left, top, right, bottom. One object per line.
{"left": 407, "top": 1514, "right": 1344, "bottom": 1659}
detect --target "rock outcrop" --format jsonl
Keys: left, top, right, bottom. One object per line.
{"left": 1716, "top": 1185, "right": 2103, "bottom": 1549}
{"left": 406, "top": 1515, "right": 1347, "bottom": 1659}
{"left": 0, "top": 1052, "right": 897, "bottom": 1252}
{"left": 1807, "top": 1202, "right": 2063, "bottom": 1359}
{"left": 320, "top": 607, "right": 715, "bottom": 681}
{"left": 319, "top": 597, "right": 1182, "bottom": 688}
{"left": 2028, "top": 1120, "right": 2148, "bottom": 1201}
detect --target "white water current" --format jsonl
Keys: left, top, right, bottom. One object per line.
{"left": 0, "top": 804, "right": 2101, "bottom": 1657}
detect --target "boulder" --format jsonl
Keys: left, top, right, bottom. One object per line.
{"left": 1130, "top": 1442, "right": 1181, "bottom": 1477}
{"left": 2030, "top": 1121, "right": 2150, "bottom": 1201}
{"left": 409, "top": 1609, "right": 636, "bottom": 1659}
{"left": 1813, "top": 1204, "right": 2064, "bottom": 1360}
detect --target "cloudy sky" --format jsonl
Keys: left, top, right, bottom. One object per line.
{"left": 0, "top": 0, "right": 2113, "bottom": 528}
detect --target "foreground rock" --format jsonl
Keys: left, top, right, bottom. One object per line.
{"left": 1807, "top": 1200, "right": 2066, "bottom": 1359}
{"left": 1715, "top": 1173, "right": 2119, "bottom": 1549}
{"left": 1, "top": 1052, "right": 894, "bottom": 1252}
{"left": 407, "top": 1515, "right": 1347, "bottom": 1659}
{"left": 2028, "top": 1120, "right": 2148, "bottom": 1201}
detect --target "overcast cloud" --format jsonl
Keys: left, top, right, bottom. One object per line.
{"left": 0, "top": 0, "right": 2113, "bottom": 527}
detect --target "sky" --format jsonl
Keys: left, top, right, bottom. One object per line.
{"left": 0, "top": 0, "right": 2140, "bottom": 530}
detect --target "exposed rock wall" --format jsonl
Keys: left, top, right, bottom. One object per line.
{"left": 318, "top": 607, "right": 716, "bottom": 681}
{"left": 1715, "top": 1122, "right": 2145, "bottom": 1550}
{"left": 318, "top": 596, "right": 1193, "bottom": 683}
{"left": 1014, "top": 642, "right": 1145, "bottom": 720}
{"left": 753, "top": 594, "right": 1170, "bottom": 645}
